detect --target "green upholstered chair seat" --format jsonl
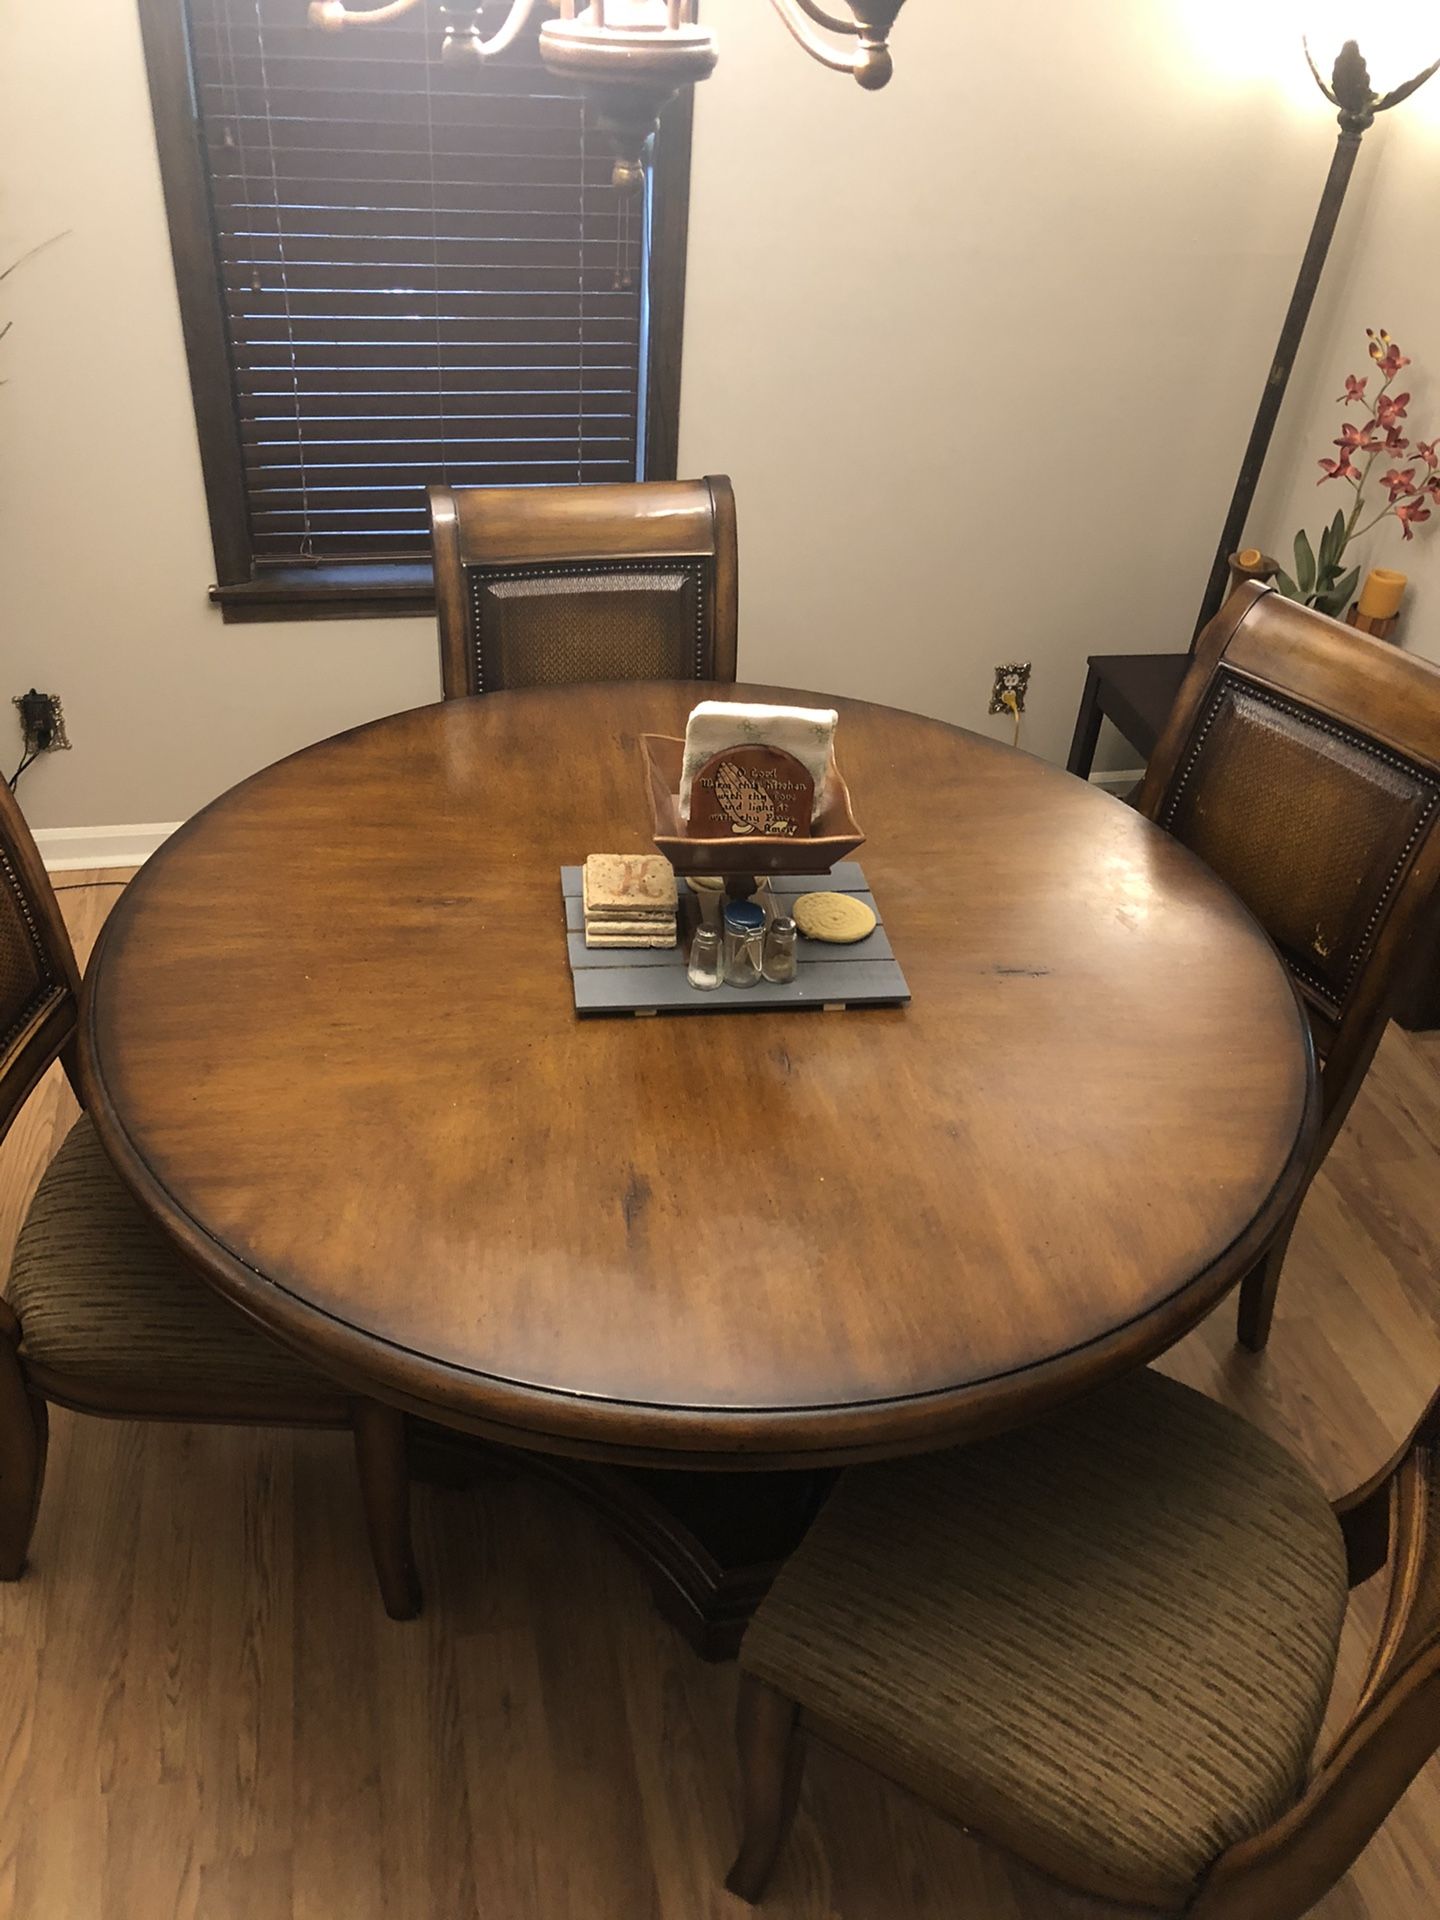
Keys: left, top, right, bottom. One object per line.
{"left": 6, "top": 1117, "right": 342, "bottom": 1406}
{"left": 741, "top": 1369, "right": 1350, "bottom": 1908}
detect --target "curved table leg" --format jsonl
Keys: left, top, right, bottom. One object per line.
{"left": 726, "top": 1673, "right": 806, "bottom": 1902}
{"left": 409, "top": 1423, "right": 831, "bottom": 1659}
{"left": 353, "top": 1399, "right": 423, "bottom": 1620}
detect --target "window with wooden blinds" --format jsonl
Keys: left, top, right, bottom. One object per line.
{"left": 139, "top": 0, "right": 692, "bottom": 621}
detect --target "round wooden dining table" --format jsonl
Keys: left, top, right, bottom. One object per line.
{"left": 81, "top": 682, "right": 1315, "bottom": 1643}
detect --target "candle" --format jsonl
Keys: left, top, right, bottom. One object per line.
{"left": 1346, "top": 568, "right": 1408, "bottom": 641}
{"left": 1357, "top": 568, "right": 1407, "bottom": 621}
{"left": 1225, "top": 548, "right": 1277, "bottom": 595}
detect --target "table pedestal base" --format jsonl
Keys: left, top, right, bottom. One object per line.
{"left": 409, "top": 1423, "right": 831, "bottom": 1661}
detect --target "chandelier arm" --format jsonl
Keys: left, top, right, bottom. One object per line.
{"left": 308, "top": 0, "right": 427, "bottom": 28}
{"left": 467, "top": 0, "right": 543, "bottom": 60}
{"left": 312, "top": 0, "right": 541, "bottom": 58}
{"left": 768, "top": 0, "right": 866, "bottom": 75}
{"left": 789, "top": 0, "right": 860, "bottom": 37}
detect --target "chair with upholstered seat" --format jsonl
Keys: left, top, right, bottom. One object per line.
{"left": 428, "top": 475, "right": 738, "bottom": 699}
{"left": 727, "top": 1367, "right": 1440, "bottom": 1917}
{"left": 1136, "top": 582, "right": 1440, "bottom": 1350}
{"left": 0, "top": 779, "right": 421, "bottom": 1618}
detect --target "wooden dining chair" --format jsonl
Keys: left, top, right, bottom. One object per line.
{"left": 726, "top": 1365, "right": 1440, "bottom": 1919}
{"left": 427, "top": 475, "right": 738, "bottom": 699}
{"left": 1136, "top": 581, "right": 1440, "bottom": 1351}
{"left": 0, "top": 781, "right": 421, "bottom": 1619}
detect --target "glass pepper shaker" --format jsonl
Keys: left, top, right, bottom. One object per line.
{"left": 722, "top": 900, "right": 766, "bottom": 988}
{"left": 762, "top": 915, "right": 798, "bottom": 984}
{"left": 687, "top": 924, "right": 723, "bottom": 991}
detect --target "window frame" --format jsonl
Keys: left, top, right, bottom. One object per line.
{"left": 137, "top": 0, "right": 693, "bottom": 625}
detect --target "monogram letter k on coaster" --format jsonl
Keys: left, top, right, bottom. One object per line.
{"left": 582, "top": 854, "right": 677, "bottom": 949}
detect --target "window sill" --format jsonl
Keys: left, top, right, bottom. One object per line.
{"left": 210, "top": 563, "right": 436, "bottom": 625}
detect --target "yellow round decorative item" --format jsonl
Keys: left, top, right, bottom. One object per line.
{"left": 793, "top": 892, "right": 877, "bottom": 944}
{"left": 686, "top": 874, "right": 725, "bottom": 892}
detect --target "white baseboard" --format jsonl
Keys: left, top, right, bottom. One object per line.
{"left": 34, "top": 822, "right": 182, "bottom": 873}
{"left": 1088, "top": 767, "right": 1147, "bottom": 796}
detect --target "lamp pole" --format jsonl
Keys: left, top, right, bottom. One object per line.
{"left": 1190, "top": 38, "right": 1440, "bottom": 644}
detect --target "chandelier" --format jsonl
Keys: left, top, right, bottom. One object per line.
{"left": 308, "top": 1, "right": 908, "bottom": 186}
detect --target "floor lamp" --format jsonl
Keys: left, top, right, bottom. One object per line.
{"left": 1191, "top": 29, "right": 1440, "bottom": 642}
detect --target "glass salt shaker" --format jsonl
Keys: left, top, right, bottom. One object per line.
{"left": 762, "top": 915, "right": 798, "bottom": 984}
{"left": 687, "top": 924, "right": 723, "bottom": 991}
{"left": 722, "top": 900, "right": 766, "bottom": 988}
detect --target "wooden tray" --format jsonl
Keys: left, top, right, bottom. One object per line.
{"left": 561, "top": 863, "right": 909, "bottom": 1017}
{"left": 639, "top": 733, "right": 865, "bottom": 878}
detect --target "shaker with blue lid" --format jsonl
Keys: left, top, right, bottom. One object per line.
{"left": 722, "top": 900, "right": 766, "bottom": 988}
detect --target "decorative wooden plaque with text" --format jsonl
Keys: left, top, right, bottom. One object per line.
{"left": 687, "top": 746, "right": 814, "bottom": 840}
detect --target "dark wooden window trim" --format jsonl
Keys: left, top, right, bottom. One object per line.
{"left": 137, "top": 0, "right": 693, "bottom": 626}
{"left": 641, "top": 90, "right": 693, "bottom": 489}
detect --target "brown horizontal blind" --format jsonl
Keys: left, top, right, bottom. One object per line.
{"left": 187, "top": 0, "right": 646, "bottom": 565}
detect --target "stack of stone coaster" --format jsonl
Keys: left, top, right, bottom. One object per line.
{"left": 583, "top": 854, "right": 678, "bottom": 949}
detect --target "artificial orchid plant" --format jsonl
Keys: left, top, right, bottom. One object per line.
{"left": 1276, "top": 328, "right": 1438, "bottom": 616}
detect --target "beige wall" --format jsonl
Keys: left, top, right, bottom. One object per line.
{"left": 1, "top": 0, "right": 435, "bottom": 833}
{"left": 0, "top": 1, "right": 1420, "bottom": 830}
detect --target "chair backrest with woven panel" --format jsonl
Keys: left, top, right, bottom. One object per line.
{"left": 1138, "top": 582, "right": 1440, "bottom": 1162}
{"left": 0, "top": 781, "right": 81, "bottom": 1143}
{"left": 429, "top": 476, "right": 739, "bottom": 701}
{"left": 1191, "top": 1388, "right": 1440, "bottom": 1920}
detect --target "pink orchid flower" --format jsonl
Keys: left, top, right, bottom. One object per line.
{"left": 1337, "top": 420, "right": 1382, "bottom": 456}
{"left": 1301, "top": 332, "right": 1437, "bottom": 566}
{"left": 1395, "top": 497, "right": 1431, "bottom": 539}
{"left": 1367, "top": 329, "right": 1411, "bottom": 380}
{"left": 1318, "top": 454, "right": 1361, "bottom": 484}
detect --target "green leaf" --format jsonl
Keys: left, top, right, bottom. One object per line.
{"left": 1274, "top": 568, "right": 1302, "bottom": 602}
{"left": 1320, "top": 566, "right": 1361, "bottom": 617}
{"left": 1319, "top": 509, "right": 1351, "bottom": 584}
{"left": 1294, "top": 528, "right": 1317, "bottom": 596}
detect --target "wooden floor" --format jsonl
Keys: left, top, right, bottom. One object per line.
{"left": 2, "top": 872, "right": 1438, "bottom": 1919}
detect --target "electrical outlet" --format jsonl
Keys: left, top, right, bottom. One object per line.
{"left": 12, "top": 690, "right": 70, "bottom": 755}
{"left": 989, "top": 662, "right": 1031, "bottom": 716}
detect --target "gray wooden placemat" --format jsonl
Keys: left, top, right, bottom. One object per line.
{"left": 560, "top": 864, "right": 910, "bottom": 1017}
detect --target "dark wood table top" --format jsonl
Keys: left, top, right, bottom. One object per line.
{"left": 81, "top": 683, "right": 1316, "bottom": 1469}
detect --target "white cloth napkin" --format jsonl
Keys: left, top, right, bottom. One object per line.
{"left": 679, "top": 701, "right": 838, "bottom": 823}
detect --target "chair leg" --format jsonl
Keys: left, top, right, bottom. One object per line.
{"left": 725, "top": 1673, "right": 806, "bottom": 1904}
{"left": 0, "top": 1331, "right": 48, "bottom": 1581}
{"left": 1065, "top": 662, "right": 1104, "bottom": 779}
{"left": 1236, "top": 1211, "right": 1299, "bottom": 1354}
{"left": 352, "top": 1399, "right": 422, "bottom": 1620}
